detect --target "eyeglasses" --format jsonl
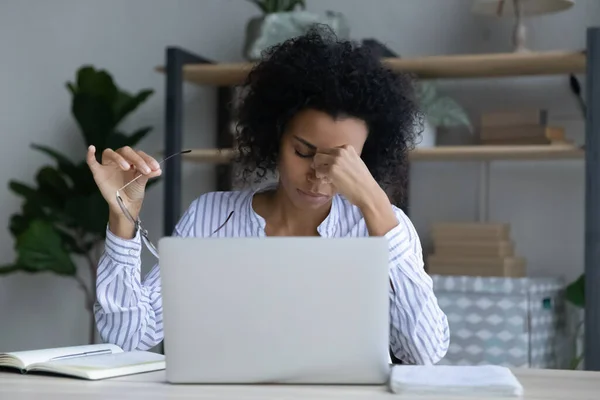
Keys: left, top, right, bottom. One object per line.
{"left": 115, "top": 149, "right": 191, "bottom": 259}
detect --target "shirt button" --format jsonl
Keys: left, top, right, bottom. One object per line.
{"left": 129, "top": 249, "right": 136, "bottom": 256}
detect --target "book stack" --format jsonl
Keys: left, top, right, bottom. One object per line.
{"left": 426, "top": 222, "right": 526, "bottom": 277}
{"left": 478, "top": 109, "right": 569, "bottom": 145}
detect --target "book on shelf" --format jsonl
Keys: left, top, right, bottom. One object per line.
{"left": 480, "top": 109, "right": 548, "bottom": 127}
{"left": 427, "top": 222, "right": 526, "bottom": 278}
{"left": 479, "top": 125, "right": 567, "bottom": 145}
{"left": 477, "top": 109, "right": 571, "bottom": 146}
{"left": 0, "top": 343, "right": 165, "bottom": 380}
{"left": 431, "top": 222, "right": 510, "bottom": 242}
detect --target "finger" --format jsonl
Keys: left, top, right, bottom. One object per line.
{"left": 317, "top": 145, "right": 348, "bottom": 155}
{"left": 86, "top": 145, "right": 102, "bottom": 173}
{"left": 137, "top": 150, "right": 161, "bottom": 171}
{"left": 313, "top": 162, "right": 332, "bottom": 180}
{"left": 117, "top": 147, "right": 152, "bottom": 174}
{"left": 312, "top": 153, "right": 335, "bottom": 169}
{"left": 102, "top": 148, "right": 132, "bottom": 171}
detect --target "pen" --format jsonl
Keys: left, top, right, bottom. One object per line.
{"left": 50, "top": 349, "right": 113, "bottom": 361}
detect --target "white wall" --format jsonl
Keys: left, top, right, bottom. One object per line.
{"left": 0, "top": 0, "right": 597, "bottom": 351}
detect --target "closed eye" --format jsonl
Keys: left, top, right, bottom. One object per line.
{"left": 295, "top": 150, "right": 314, "bottom": 159}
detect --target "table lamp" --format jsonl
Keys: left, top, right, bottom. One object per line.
{"left": 472, "top": 0, "right": 574, "bottom": 52}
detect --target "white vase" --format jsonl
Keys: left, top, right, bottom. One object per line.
{"left": 416, "top": 119, "right": 437, "bottom": 148}
{"left": 243, "top": 11, "right": 350, "bottom": 61}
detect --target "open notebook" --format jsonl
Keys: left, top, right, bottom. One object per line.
{"left": 0, "top": 343, "right": 165, "bottom": 380}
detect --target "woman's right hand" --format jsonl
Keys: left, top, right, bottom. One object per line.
{"left": 86, "top": 145, "right": 162, "bottom": 224}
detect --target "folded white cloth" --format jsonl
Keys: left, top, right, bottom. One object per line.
{"left": 389, "top": 364, "right": 524, "bottom": 397}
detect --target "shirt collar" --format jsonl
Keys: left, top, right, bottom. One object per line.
{"left": 246, "top": 183, "right": 340, "bottom": 237}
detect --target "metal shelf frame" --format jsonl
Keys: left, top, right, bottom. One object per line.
{"left": 161, "top": 27, "right": 600, "bottom": 370}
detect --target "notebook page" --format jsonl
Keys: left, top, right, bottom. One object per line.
{"left": 5, "top": 344, "right": 122, "bottom": 368}
{"left": 390, "top": 365, "right": 524, "bottom": 397}
{"left": 46, "top": 350, "right": 164, "bottom": 370}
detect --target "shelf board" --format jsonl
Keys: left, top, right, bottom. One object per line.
{"left": 182, "top": 148, "right": 237, "bottom": 164}
{"left": 409, "top": 144, "right": 584, "bottom": 161}
{"left": 181, "top": 144, "right": 584, "bottom": 164}
{"left": 156, "top": 50, "right": 586, "bottom": 86}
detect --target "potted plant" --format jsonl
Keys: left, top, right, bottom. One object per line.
{"left": 415, "top": 81, "right": 473, "bottom": 147}
{"left": 243, "top": 0, "right": 350, "bottom": 60}
{"left": 0, "top": 65, "right": 157, "bottom": 345}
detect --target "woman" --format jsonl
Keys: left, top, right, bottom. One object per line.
{"left": 88, "top": 27, "right": 449, "bottom": 365}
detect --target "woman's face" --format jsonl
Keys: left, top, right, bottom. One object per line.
{"left": 277, "top": 108, "right": 368, "bottom": 211}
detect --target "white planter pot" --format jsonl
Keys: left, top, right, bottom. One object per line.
{"left": 416, "top": 119, "right": 437, "bottom": 148}
{"left": 243, "top": 11, "right": 350, "bottom": 61}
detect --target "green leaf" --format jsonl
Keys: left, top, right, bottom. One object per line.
{"left": 36, "top": 166, "right": 71, "bottom": 207}
{"left": 106, "top": 127, "right": 153, "bottom": 150}
{"left": 63, "top": 162, "right": 96, "bottom": 196}
{"left": 56, "top": 228, "right": 87, "bottom": 255}
{"left": 30, "top": 144, "right": 75, "bottom": 168}
{"left": 9, "top": 213, "right": 30, "bottom": 237}
{"left": 66, "top": 82, "right": 77, "bottom": 96}
{"left": 416, "top": 82, "right": 438, "bottom": 109}
{"left": 283, "top": 0, "right": 305, "bottom": 11}
{"left": 248, "top": 0, "right": 268, "bottom": 13}
{"left": 425, "top": 96, "right": 472, "bottom": 131}
{"left": 64, "top": 192, "right": 109, "bottom": 237}
{"left": 566, "top": 274, "right": 585, "bottom": 308}
{"left": 416, "top": 82, "right": 472, "bottom": 132}
{"left": 9, "top": 180, "right": 37, "bottom": 200}
{"left": 9, "top": 182, "right": 57, "bottom": 219}
{"left": 0, "top": 264, "right": 31, "bottom": 275}
{"left": 15, "top": 219, "right": 76, "bottom": 276}
{"left": 71, "top": 92, "right": 116, "bottom": 148}
{"left": 75, "top": 66, "right": 118, "bottom": 104}
{"left": 113, "top": 89, "right": 153, "bottom": 127}
{"left": 30, "top": 144, "right": 82, "bottom": 187}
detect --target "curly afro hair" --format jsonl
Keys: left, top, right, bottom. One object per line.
{"left": 234, "top": 25, "right": 422, "bottom": 207}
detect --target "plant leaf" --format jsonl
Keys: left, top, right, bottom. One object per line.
{"left": 75, "top": 65, "right": 118, "bottom": 104}
{"left": 15, "top": 219, "right": 76, "bottom": 276}
{"left": 71, "top": 92, "right": 116, "bottom": 148}
{"left": 566, "top": 273, "right": 585, "bottom": 308}
{"left": 106, "top": 127, "right": 153, "bottom": 150}
{"left": 64, "top": 192, "right": 109, "bottom": 237}
{"left": 9, "top": 213, "right": 30, "bottom": 237}
{"left": 9, "top": 180, "right": 37, "bottom": 200}
{"left": 9, "top": 181, "right": 57, "bottom": 218}
{"left": 30, "top": 144, "right": 74, "bottom": 168}
{"left": 424, "top": 96, "right": 472, "bottom": 131}
{"left": 113, "top": 89, "right": 153, "bottom": 127}
{"left": 56, "top": 228, "right": 87, "bottom": 255}
{"left": 30, "top": 144, "right": 82, "bottom": 187}
{"left": 0, "top": 264, "right": 34, "bottom": 275}
{"left": 64, "top": 162, "right": 97, "bottom": 196}
{"left": 416, "top": 82, "right": 438, "bottom": 109}
{"left": 36, "top": 166, "right": 71, "bottom": 208}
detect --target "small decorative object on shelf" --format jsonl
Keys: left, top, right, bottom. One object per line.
{"left": 242, "top": 0, "right": 350, "bottom": 61}
{"left": 415, "top": 81, "right": 472, "bottom": 148}
{"left": 472, "top": 0, "right": 575, "bottom": 52}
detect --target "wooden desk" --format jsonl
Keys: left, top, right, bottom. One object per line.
{"left": 1, "top": 368, "right": 599, "bottom": 399}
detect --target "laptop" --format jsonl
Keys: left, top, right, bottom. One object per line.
{"left": 158, "top": 236, "right": 391, "bottom": 384}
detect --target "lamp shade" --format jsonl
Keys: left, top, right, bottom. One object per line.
{"left": 472, "top": 0, "right": 574, "bottom": 17}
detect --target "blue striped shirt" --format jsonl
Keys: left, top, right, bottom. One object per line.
{"left": 94, "top": 185, "right": 450, "bottom": 364}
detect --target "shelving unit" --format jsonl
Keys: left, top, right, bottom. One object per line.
{"left": 180, "top": 144, "right": 584, "bottom": 163}
{"left": 158, "top": 27, "right": 599, "bottom": 370}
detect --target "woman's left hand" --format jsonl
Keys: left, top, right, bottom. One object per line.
{"left": 312, "top": 145, "right": 383, "bottom": 208}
